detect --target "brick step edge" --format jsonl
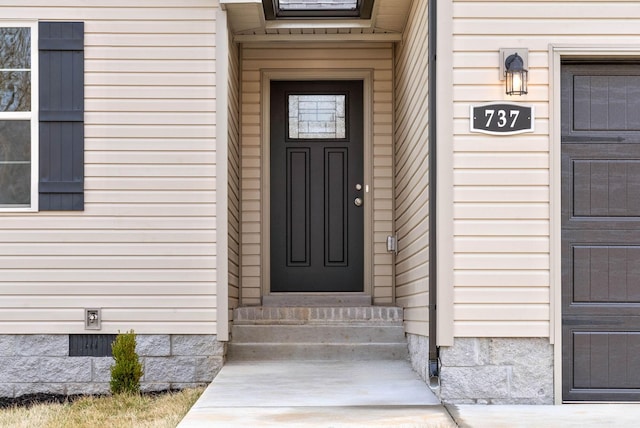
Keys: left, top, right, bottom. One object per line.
{"left": 234, "top": 307, "right": 404, "bottom": 324}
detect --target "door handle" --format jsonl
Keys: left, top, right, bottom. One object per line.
{"left": 354, "top": 197, "right": 363, "bottom": 207}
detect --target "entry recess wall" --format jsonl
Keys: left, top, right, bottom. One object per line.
{"left": 227, "top": 24, "right": 241, "bottom": 320}
{"left": 394, "top": 0, "right": 430, "bottom": 336}
{"left": 239, "top": 42, "right": 394, "bottom": 305}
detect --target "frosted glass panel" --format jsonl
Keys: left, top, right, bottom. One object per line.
{"left": 289, "top": 94, "right": 346, "bottom": 139}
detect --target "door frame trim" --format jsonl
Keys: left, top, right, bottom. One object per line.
{"left": 550, "top": 44, "right": 640, "bottom": 404}
{"left": 260, "top": 69, "right": 374, "bottom": 300}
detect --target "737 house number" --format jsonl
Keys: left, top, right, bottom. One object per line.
{"left": 470, "top": 102, "right": 534, "bottom": 135}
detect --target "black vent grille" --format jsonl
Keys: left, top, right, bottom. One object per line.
{"left": 69, "top": 334, "right": 116, "bottom": 357}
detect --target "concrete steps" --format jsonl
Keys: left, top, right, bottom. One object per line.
{"left": 228, "top": 306, "right": 409, "bottom": 361}
{"left": 232, "top": 324, "right": 405, "bottom": 343}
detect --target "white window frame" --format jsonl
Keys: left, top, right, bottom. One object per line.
{"left": 0, "top": 21, "right": 38, "bottom": 212}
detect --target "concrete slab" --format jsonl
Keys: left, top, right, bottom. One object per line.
{"left": 178, "top": 360, "right": 455, "bottom": 427}
{"left": 180, "top": 406, "right": 456, "bottom": 427}
{"left": 449, "top": 404, "right": 640, "bottom": 428}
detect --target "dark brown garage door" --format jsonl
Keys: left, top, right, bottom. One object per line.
{"left": 562, "top": 63, "right": 640, "bottom": 401}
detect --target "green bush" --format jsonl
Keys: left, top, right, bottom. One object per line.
{"left": 110, "top": 330, "right": 143, "bottom": 395}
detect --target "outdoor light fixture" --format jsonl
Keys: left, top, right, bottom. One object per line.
{"left": 505, "top": 53, "right": 528, "bottom": 95}
{"left": 499, "top": 48, "right": 529, "bottom": 96}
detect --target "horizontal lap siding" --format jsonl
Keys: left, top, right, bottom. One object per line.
{"left": 452, "top": 0, "right": 640, "bottom": 337}
{"left": 394, "top": 0, "right": 429, "bottom": 336}
{"left": 241, "top": 43, "right": 394, "bottom": 304}
{"left": 228, "top": 34, "right": 240, "bottom": 316}
{"left": 0, "top": 1, "right": 218, "bottom": 334}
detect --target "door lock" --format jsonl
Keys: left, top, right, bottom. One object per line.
{"left": 354, "top": 197, "right": 363, "bottom": 207}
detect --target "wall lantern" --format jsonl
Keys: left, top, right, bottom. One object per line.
{"left": 499, "top": 48, "right": 529, "bottom": 96}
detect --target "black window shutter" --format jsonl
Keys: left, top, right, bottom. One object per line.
{"left": 39, "top": 22, "right": 84, "bottom": 211}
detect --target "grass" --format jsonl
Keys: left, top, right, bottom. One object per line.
{"left": 0, "top": 387, "right": 205, "bottom": 428}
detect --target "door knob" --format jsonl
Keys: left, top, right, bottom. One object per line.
{"left": 354, "top": 197, "right": 363, "bottom": 207}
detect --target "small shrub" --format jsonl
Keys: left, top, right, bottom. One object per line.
{"left": 110, "top": 330, "right": 143, "bottom": 395}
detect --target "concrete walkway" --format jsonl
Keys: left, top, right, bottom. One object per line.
{"left": 177, "top": 360, "right": 456, "bottom": 427}
{"left": 177, "top": 360, "right": 640, "bottom": 427}
{"left": 448, "top": 404, "right": 640, "bottom": 428}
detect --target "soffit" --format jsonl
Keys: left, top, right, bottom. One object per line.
{"left": 220, "top": 0, "right": 411, "bottom": 42}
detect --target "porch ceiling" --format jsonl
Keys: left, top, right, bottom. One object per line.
{"left": 220, "top": 0, "right": 411, "bottom": 42}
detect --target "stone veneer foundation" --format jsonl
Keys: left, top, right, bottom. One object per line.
{"left": 407, "top": 335, "right": 554, "bottom": 404}
{"left": 438, "top": 338, "right": 554, "bottom": 404}
{"left": 0, "top": 334, "right": 225, "bottom": 398}
{"left": 406, "top": 333, "right": 431, "bottom": 385}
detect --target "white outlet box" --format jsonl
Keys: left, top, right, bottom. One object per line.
{"left": 85, "top": 308, "right": 101, "bottom": 330}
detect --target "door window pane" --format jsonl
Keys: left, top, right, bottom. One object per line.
{"left": 288, "top": 94, "right": 346, "bottom": 139}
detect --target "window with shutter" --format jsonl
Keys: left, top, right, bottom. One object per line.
{"left": 0, "top": 21, "right": 84, "bottom": 212}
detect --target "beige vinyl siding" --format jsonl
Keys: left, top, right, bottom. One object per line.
{"left": 394, "top": 0, "right": 429, "bottom": 336}
{"left": 240, "top": 43, "right": 394, "bottom": 304}
{"left": 228, "top": 34, "right": 241, "bottom": 317}
{"left": 450, "top": 0, "right": 640, "bottom": 337}
{"left": 0, "top": 1, "right": 218, "bottom": 334}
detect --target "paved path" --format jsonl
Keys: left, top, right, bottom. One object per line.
{"left": 177, "top": 360, "right": 640, "bottom": 427}
{"left": 177, "top": 360, "right": 455, "bottom": 427}
{"left": 449, "top": 404, "right": 640, "bottom": 428}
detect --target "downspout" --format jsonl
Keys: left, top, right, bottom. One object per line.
{"left": 427, "top": 0, "right": 439, "bottom": 388}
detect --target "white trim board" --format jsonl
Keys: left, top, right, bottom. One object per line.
{"left": 436, "top": 0, "right": 454, "bottom": 347}
{"left": 215, "top": 8, "right": 230, "bottom": 341}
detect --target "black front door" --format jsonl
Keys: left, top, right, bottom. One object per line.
{"left": 270, "top": 80, "right": 364, "bottom": 292}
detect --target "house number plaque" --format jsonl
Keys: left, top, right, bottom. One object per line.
{"left": 470, "top": 102, "right": 534, "bottom": 135}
